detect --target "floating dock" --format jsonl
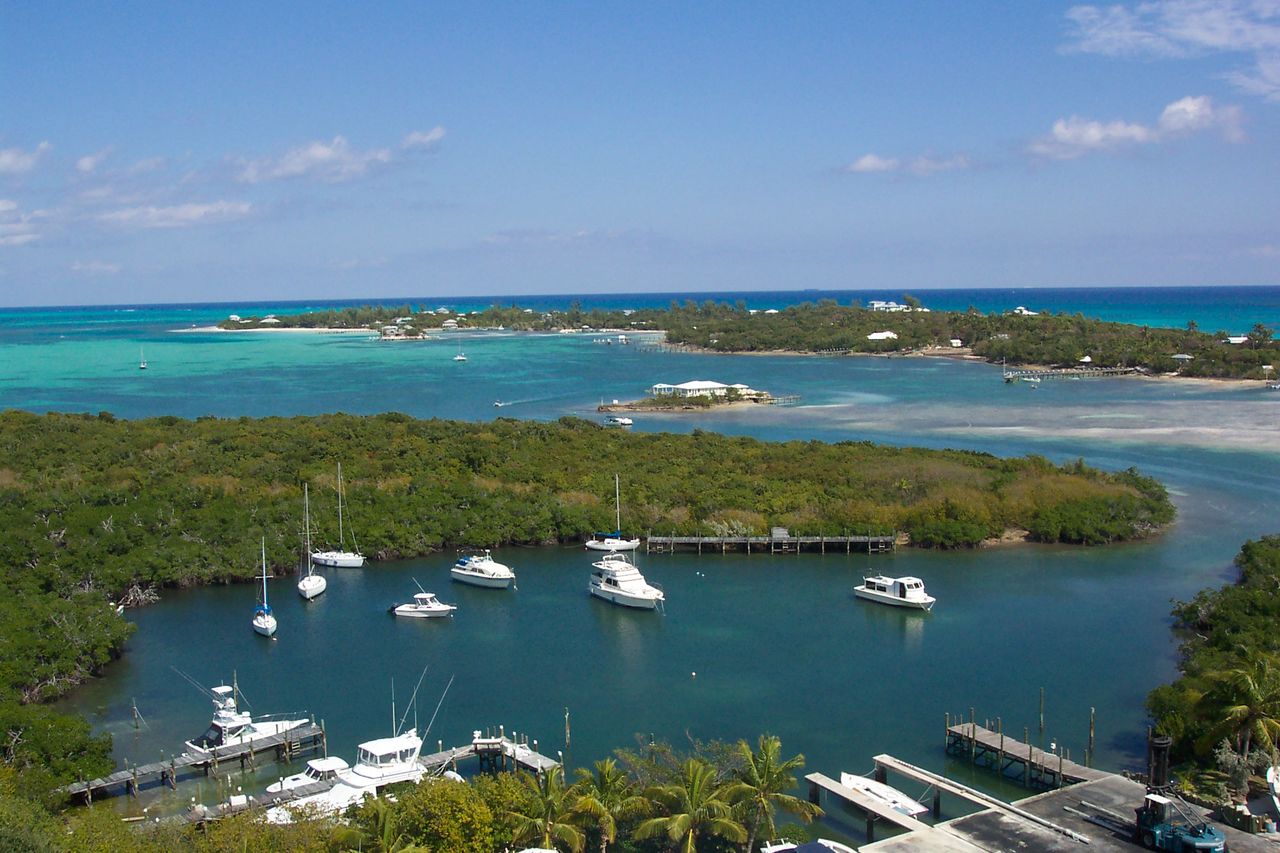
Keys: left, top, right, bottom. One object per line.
{"left": 645, "top": 533, "right": 895, "bottom": 554}
{"left": 63, "top": 723, "right": 325, "bottom": 803}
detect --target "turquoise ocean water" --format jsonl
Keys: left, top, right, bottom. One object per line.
{"left": 2, "top": 285, "right": 1273, "bottom": 837}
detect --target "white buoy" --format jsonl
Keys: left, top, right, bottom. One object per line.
{"left": 691, "top": 671, "right": 697, "bottom": 678}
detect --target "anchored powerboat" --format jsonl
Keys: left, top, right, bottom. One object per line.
{"left": 838, "top": 771, "right": 928, "bottom": 816}
{"left": 450, "top": 549, "right": 516, "bottom": 589}
{"left": 603, "top": 415, "right": 633, "bottom": 427}
{"left": 184, "top": 685, "right": 310, "bottom": 756}
{"left": 265, "top": 756, "right": 350, "bottom": 794}
{"left": 589, "top": 552, "right": 664, "bottom": 610}
{"left": 390, "top": 582, "right": 457, "bottom": 618}
{"left": 854, "top": 575, "right": 935, "bottom": 611}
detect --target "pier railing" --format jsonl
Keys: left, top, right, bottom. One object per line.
{"left": 645, "top": 533, "right": 895, "bottom": 554}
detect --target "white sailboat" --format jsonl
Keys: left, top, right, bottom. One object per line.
{"left": 584, "top": 473, "right": 641, "bottom": 551}
{"left": 252, "top": 539, "right": 278, "bottom": 637}
{"left": 297, "top": 484, "right": 327, "bottom": 600}
{"left": 453, "top": 340, "right": 467, "bottom": 362}
{"left": 139, "top": 347, "right": 147, "bottom": 370}
{"left": 312, "top": 462, "right": 365, "bottom": 567}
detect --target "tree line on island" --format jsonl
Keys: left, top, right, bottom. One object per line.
{"left": 223, "top": 298, "right": 1279, "bottom": 380}
{"left": 0, "top": 410, "right": 1169, "bottom": 823}
{"left": 2, "top": 734, "right": 823, "bottom": 852}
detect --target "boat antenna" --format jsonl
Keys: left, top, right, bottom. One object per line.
{"left": 169, "top": 666, "right": 216, "bottom": 700}
{"left": 412, "top": 577, "right": 427, "bottom": 594}
{"left": 423, "top": 674, "right": 455, "bottom": 739}
{"left": 233, "top": 670, "right": 254, "bottom": 712}
{"left": 397, "top": 664, "right": 430, "bottom": 735}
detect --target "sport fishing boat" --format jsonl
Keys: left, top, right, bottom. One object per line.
{"left": 390, "top": 580, "right": 457, "bottom": 618}
{"left": 839, "top": 771, "right": 928, "bottom": 816}
{"left": 184, "top": 684, "right": 310, "bottom": 756}
{"left": 584, "top": 473, "right": 641, "bottom": 551}
{"left": 589, "top": 552, "right": 664, "bottom": 610}
{"left": 450, "top": 548, "right": 516, "bottom": 589}
{"left": 853, "top": 575, "right": 935, "bottom": 611}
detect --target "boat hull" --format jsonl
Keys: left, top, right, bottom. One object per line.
{"left": 392, "top": 605, "right": 454, "bottom": 618}
{"left": 312, "top": 551, "right": 364, "bottom": 568}
{"left": 297, "top": 574, "right": 327, "bottom": 600}
{"left": 585, "top": 538, "right": 640, "bottom": 552}
{"left": 853, "top": 587, "right": 934, "bottom": 611}
{"left": 252, "top": 615, "right": 278, "bottom": 636}
{"left": 450, "top": 568, "right": 513, "bottom": 589}
{"left": 589, "top": 584, "right": 660, "bottom": 610}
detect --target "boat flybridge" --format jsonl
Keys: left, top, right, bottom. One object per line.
{"left": 854, "top": 575, "right": 935, "bottom": 611}
{"left": 184, "top": 684, "right": 310, "bottom": 756}
{"left": 584, "top": 473, "right": 641, "bottom": 551}
{"left": 838, "top": 771, "right": 929, "bottom": 817}
{"left": 450, "top": 548, "right": 516, "bottom": 589}
{"left": 589, "top": 552, "right": 664, "bottom": 610}
{"left": 311, "top": 462, "right": 365, "bottom": 568}
{"left": 269, "top": 728, "right": 427, "bottom": 820}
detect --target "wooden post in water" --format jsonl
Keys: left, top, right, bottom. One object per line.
{"left": 1024, "top": 727, "right": 1031, "bottom": 787}
{"left": 998, "top": 717, "right": 1004, "bottom": 773}
{"left": 932, "top": 789, "right": 942, "bottom": 819}
{"left": 1039, "top": 688, "right": 1045, "bottom": 752}
{"left": 969, "top": 707, "right": 975, "bottom": 763}
{"left": 1088, "top": 707, "right": 1096, "bottom": 768}
{"left": 944, "top": 712, "right": 950, "bottom": 751}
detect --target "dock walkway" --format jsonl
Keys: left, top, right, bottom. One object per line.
{"left": 946, "top": 723, "right": 1108, "bottom": 789}
{"left": 645, "top": 533, "right": 895, "bottom": 555}
{"left": 1003, "top": 366, "right": 1139, "bottom": 382}
{"left": 64, "top": 723, "right": 326, "bottom": 803}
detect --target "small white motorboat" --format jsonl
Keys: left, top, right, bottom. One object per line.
{"left": 839, "top": 771, "right": 928, "bottom": 817}
{"left": 391, "top": 581, "right": 457, "bottom": 618}
{"left": 589, "top": 552, "right": 664, "bottom": 610}
{"left": 603, "top": 415, "right": 633, "bottom": 427}
{"left": 252, "top": 540, "right": 278, "bottom": 636}
{"left": 760, "top": 840, "right": 857, "bottom": 853}
{"left": 266, "top": 756, "right": 350, "bottom": 794}
{"left": 854, "top": 575, "right": 935, "bottom": 611}
{"left": 450, "top": 549, "right": 516, "bottom": 589}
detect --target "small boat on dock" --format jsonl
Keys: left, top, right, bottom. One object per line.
{"left": 854, "top": 575, "right": 935, "bottom": 611}
{"left": 391, "top": 580, "right": 457, "bottom": 618}
{"left": 838, "top": 771, "right": 928, "bottom": 817}
{"left": 265, "top": 756, "right": 350, "bottom": 794}
{"left": 451, "top": 548, "right": 516, "bottom": 589}
{"left": 760, "top": 840, "right": 857, "bottom": 853}
{"left": 589, "top": 552, "right": 664, "bottom": 610}
{"left": 184, "top": 684, "right": 310, "bottom": 756}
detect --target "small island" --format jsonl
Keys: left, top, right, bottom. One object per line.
{"left": 598, "top": 379, "right": 781, "bottom": 412}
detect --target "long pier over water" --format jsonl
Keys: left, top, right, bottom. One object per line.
{"left": 645, "top": 533, "right": 895, "bottom": 554}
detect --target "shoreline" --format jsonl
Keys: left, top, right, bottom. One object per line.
{"left": 175, "top": 325, "right": 375, "bottom": 334}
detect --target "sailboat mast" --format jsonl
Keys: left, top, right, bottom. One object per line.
{"left": 304, "top": 483, "right": 312, "bottom": 574}
{"left": 615, "top": 473, "right": 622, "bottom": 532}
{"left": 261, "top": 538, "right": 268, "bottom": 605}
{"left": 337, "top": 462, "right": 345, "bottom": 548}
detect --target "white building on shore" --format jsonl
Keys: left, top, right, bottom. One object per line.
{"left": 648, "top": 380, "right": 764, "bottom": 399}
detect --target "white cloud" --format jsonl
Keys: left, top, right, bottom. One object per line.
{"left": 98, "top": 200, "right": 252, "bottom": 229}
{"left": 0, "top": 142, "right": 51, "bottom": 175}
{"left": 71, "top": 260, "right": 122, "bottom": 275}
{"left": 237, "top": 136, "right": 392, "bottom": 184}
{"left": 76, "top": 148, "right": 112, "bottom": 174}
{"left": 0, "top": 199, "right": 40, "bottom": 246}
{"left": 1063, "top": 1, "right": 1280, "bottom": 100}
{"left": 844, "top": 152, "right": 970, "bottom": 176}
{"left": 846, "top": 154, "right": 900, "bottom": 173}
{"left": 1029, "top": 94, "right": 1244, "bottom": 159}
{"left": 402, "top": 126, "right": 446, "bottom": 149}
{"left": 0, "top": 199, "right": 16, "bottom": 213}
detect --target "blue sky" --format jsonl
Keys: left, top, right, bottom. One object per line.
{"left": 1, "top": 1, "right": 1278, "bottom": 306}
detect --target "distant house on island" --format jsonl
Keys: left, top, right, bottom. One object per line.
{"left": 648, "top": 380, "right": 764, "bottom": 400}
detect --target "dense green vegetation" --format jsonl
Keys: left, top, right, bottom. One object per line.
{"left": 1147, "top": 535, "right": 1280, "bottom": 801}
{"left": 225, "top": 299, "right": 1279, "bottom": 379}
{"left": 0, "top": 734, "right": 822, "bottom": 852}
{"left": 0, "top": 409, "right": 1172, "bottom": 801}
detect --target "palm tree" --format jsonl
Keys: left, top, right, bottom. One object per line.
{"left": 571, "top": 758, "right": 649, "bottom": 853}
{"left": 635, "top": 758, "right": 747, "bottom": 853}
{"left": 1199, "top": 653, "right": 1280, "bottom": 759}
{"left": 508, "top": 766, "right": 586, "bottom": 853}
{"left": 725, "top": 734, "right": 822, "bottom": 853}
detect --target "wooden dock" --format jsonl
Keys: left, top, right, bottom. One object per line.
{"left": 1003, "top": 366, "right": 1139, "bottom": 382}
{"left": 805, "top": 771, "right": 951, "bottom": 846}
{"left": 945, "top": 722, "right": 1108, "bottom": 789}
{"left": 420, "top": 730, "right": 560, "bottom": 775}
{"left": 645, "top": 533, "right": 895, "bottom": 555}
{"left": 63, "top": 723, "right": 326, "bottom": 803}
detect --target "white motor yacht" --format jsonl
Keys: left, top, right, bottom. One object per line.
{"left": 265, "top": 756, "right": 350, "bottom": 794}
{"left": 450, "top": 549, "right": 516, "bottom": 589}
{"left": 311, "top": 462, "right": 365, "bottom": 567}
{"left": 268, "top": 729, "right": 425, "bottom": 820}
{"left": 603, "top": 415, "right": 633, "bottom": 427}
{"left": 391, "top": 584, "right": 457, "bottom": 618}
{"left": 838, "top": 771, "right": 928, "bottom": 816}
{"left": 760, "top": 841, "right": 857, "bottom": 853}
{"left": 589, "top": 552, "right": 664, "bottom": 610}
{"left": 584, "top": 473, "right": 641, "bottom": 551}
{"left": 184, "top": 685, "right": 310, "bottom": 756}
{"left": 853, "top": 575, "right": 935, "bottom": 611}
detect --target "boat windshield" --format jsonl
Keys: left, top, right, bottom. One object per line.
{"left": 189, "top": 725, "right": 223, "bottom": 749}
